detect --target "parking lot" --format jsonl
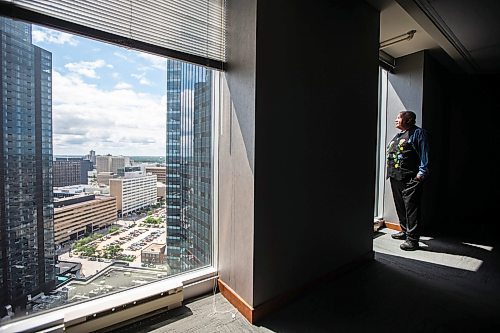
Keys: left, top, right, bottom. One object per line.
{"left": 96, "top": 213, "right": 166, "bottom": 261}
{"left": 61, "top": 208, "right": 168, "bottom": 277}
{"left": 96, "top": 222, "right": 166, "bottom": 265}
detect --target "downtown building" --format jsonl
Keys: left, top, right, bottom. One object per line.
{"left": 53, "top": 157, "right": 92, "bottom": 187}
{"left": 109, "top": 174, "right": 157, "bottom": 217}
{"left": 84, "top": 149, "right": 96, "bottom": 167}
{"left": 0, "top": 17, "right": 55, "bottom": 307}
{"left": 96, "top": 154, "right": 130, "bottom": 174}
{"left": 53, "top": 195, "right": 116, "bottom": 245}
{"left": 145, "top": 166, "right": 166, "bottom": 184}
{"left": 165, "top": 60, "right": 212, "bottom": 272}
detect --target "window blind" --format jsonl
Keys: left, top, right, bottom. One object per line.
{"left": 0, "top": 0, "right": 226, "bottom": 69}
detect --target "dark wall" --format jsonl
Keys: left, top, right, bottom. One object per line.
{"left": 443, "top": 75, "right": 500, "bottom": 236}
{"left": 253, "top": 0, "right": 380, "bottom": 306}
{"left": 421, "top": 52, "right": 451, "bottom": 234}
{"left": 422, "top": 52, "right": 500, "bottom": 239}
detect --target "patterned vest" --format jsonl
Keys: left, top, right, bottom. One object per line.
{"left": 386, "top": 128, "right": 419, "bottom": 180}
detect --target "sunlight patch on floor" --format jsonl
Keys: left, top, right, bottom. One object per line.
{"left": 374, "top": 229, "right": 484, "bottom": 272}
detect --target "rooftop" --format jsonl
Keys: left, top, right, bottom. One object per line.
{"left": 54, "top": 195, "right": 115, "bottom": 210}
{"left": 142, "top": 243, "right": 166, "bottom": 254}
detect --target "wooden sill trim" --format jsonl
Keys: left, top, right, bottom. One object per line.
{"left": 218, "top": 251, "right": 374, "bottom": 324}
{"left": 383, "top": 221, "right": 402, "bottom": 231}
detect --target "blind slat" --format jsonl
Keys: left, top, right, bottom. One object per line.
{"left": 8, "top": 0, "right": 226, "bottom": 64}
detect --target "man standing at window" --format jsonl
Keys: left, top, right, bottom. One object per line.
{"left": 387, "top": 111, "right": 429, "bottom": 251}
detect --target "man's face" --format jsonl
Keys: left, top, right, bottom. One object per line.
{"left": 395, "top": 113, "right": 405, "bottom": 130}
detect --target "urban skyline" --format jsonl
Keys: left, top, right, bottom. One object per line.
{"left": 1, "top": 17, "right": 215, "bottom": 313}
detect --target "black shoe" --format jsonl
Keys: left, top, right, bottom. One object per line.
{"left": 391, "top": 231, "right": 406, "bottom": 240}
{"left": 400, "top": 240, "right": 419, "bottom": 251}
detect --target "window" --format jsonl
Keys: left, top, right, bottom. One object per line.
{"left": 375, "top": 67, "right": 388, "bottom": 218}
{"left": 0, "top": 13, "right": 220, "bottom": 328}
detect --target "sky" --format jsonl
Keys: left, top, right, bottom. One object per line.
{"left": 32, "top": 25, "right": 168, "bottom": 156}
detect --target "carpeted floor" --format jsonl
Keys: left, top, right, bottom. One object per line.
{"left": 111, "top": 228, "right": 500, "bottom": 332}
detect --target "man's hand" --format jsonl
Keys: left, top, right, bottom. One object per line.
{"left": 415, "top": 175, "right": 424, "bottom": 182}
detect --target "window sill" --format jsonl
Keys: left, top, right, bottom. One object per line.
{"left": 0, "top": 267, "right": 217, "bottom": 333}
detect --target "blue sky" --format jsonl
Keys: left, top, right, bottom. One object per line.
{"left": 32, "top": 25, "right": 168, "bottom": 156}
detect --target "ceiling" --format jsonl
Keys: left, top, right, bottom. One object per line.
{"left": 380, "top": 2, "right": 438, "bottom": 58}
{"left": 371, "top": 0, "right": 500, "bottom": 74}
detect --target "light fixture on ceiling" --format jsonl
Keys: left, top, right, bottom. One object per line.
{"left": 379, "top": 30, "right": 416, "bottom": 50}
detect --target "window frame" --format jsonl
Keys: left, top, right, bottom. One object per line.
{"left": 374, "top": 67, "right": 388, "bottom": 218}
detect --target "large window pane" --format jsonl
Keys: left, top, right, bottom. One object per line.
{"left": 0, "top": 16, "right": 217, "bottom": 322}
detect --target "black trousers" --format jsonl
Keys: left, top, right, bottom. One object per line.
{"left": 390, "top": 177, "right": 423, "bottom": 242}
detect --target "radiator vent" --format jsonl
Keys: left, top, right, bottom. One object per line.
{"left": 0, "top": 282, "right": 183, "bottom": 333}
{"left": 65, "top": 284, "right": 183, "bottom": 333}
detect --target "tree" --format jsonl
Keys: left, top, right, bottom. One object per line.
{"left": 105, "top": 244, "right": 122, "bottom": 258}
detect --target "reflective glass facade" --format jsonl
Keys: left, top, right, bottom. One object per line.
{"left": 0, "top": 17, "right": 55, "bottom": 308}
{"left": 166, "top": 60, "right": 212, "bottom": 273}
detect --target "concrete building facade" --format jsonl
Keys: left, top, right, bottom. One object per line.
{"left": 96, "top": 155, "right": 111, "bottom": 173}
{"left": 53, "top": 195, "right": 117, "bottom": 245}
{"left": 109, "top": 175, "right": 157, "bottom": 216}
{"left": 53, "top": 158, "right": 92, "bottom": 187}
{"left": 141, "top": 243, "right": 166, "bottom": 265}
{"left": 96, "top": 172, "right": 116, "bottom": 186}
{"left": 145, "top": 166, "right": 166, "bottom": 184}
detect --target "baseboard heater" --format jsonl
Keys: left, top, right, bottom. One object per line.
{"left": 1, "top": 282, "right": 183, "bottom": 333}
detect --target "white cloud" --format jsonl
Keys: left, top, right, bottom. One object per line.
{"left": 113, "top": 52, "right": 131, "bottom": 62}
{"left": 32, "top": 27, "right": 79, "bottom": 46}
{"left": 137, "top": 53, "right": 166, "bottom": 70}
{"left": 139, "top": 77, "right": 152, "bottom": 86}
{"left": 114, "top": 82, "right": 132, "bottom": 90}
{"left": 52, "top": 70, "right": 166, "bottom": 155}
{"left": 132, "top": 73, "right": 152, "bottom": 86}
{"left": 64, "top": 59, "right": 108, "bottom": 79}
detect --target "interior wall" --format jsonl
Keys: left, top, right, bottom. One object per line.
{"left": 383, "top": 51, "right": 424, "bottom": 224}
{"left": 252, "top": 0, "right": 379, "bottom": 306}
{"left": 433, "top": 73, "right": 500, "bottom": 238}
{"left": 218, "top": 0, "right": 257, "bottom": 305}
{"left": 421, "top": 51, "right": 451, "bottom": 234}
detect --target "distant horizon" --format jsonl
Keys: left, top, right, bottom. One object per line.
{"left": 54, "top": 154, "right": 166, "bottom": 157}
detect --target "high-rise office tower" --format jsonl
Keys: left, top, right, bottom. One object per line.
{"left": 165, "top": 60, "right": 212, "bottom": 272}
{"left": 0, "top": 18, "right": 55, "bottom": 307}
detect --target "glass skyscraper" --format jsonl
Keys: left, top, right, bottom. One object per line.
{"left": 165, "top": 60, "right": 212, "bottom": 273}
{"left": 0, "top": 17, "right": 55, "bottom": 308}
